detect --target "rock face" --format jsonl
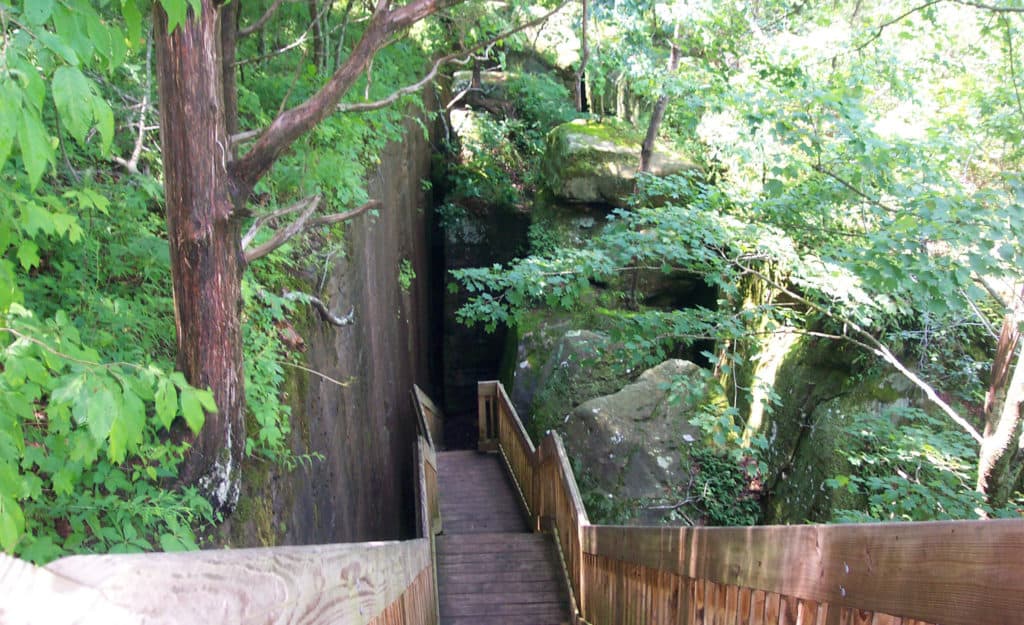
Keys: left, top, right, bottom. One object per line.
{"left": 560, "top": 359, "right": 705, "bottom": 524}
{"left": 219, "top": 101, "right": 441, "bottom": 546}
{"left": 541, "top": 119, "right": 701, "bottom": 206}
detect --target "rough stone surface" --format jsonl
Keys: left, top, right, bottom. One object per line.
{"left": 541, "top": 119, "right": 701, "bottom": 206}
{"left": 560, "top": 359, "right": 705, "bottom": 524}
{"left": 218, "top": 101, "right": 441, "bottom": 546}
{"left": 514, "top": 328, "right": 634, "bottom": 436}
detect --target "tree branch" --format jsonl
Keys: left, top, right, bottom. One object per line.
{"left": 335, "top": 0, "right": 572, "bottom": 117}
{"left": 243, "top": 198, "right": 380, "bottom": 264}
{"left": 242, "top": 194, "right": 319, "bottom": 249}
{"left": 283, "top": 290, "right": 356, "bottom": 326}
{"left": 230, "top": 0, "right": 562, "bottom": 193}
{"left": 951, "top": 0, "right": 1024, "bottom": 12}
{"left": 736, "top": 259, "right": 985, "bottom": 444}
{"left": 112, "top": 28, "right": 153, "bottom": 174}
{"left": 239, "top": 0, "right": 289, "bottom": 37}
{"left": 854, "top": 0, "right": 942, "bottom": 51}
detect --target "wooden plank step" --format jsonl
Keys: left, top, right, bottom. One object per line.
{"left": 443, "top": 617, "right": 568, "bottom": 625}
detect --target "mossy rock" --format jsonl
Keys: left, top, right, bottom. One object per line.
{"left": 541, "top": 119, "right": 702, "bottom": 206}
{"left": 514, "top": 327, "right": 635, "bottom": 438}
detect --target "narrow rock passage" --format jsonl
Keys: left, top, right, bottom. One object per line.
{"left": 436, "top": 450, "right": 571, "bottom": 625}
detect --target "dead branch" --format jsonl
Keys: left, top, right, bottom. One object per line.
{"left": 284, "top": 290, "right": 356, "bottom": 326}
{"left": 239, "top": 0, "right": 291, "bottom": 37}
{"left": 242, "top": 194, "right": 320, "bottom": 250}
{"left": 112, "top": 30, "right": 153, "bottom": 174}
{"left": 243, "top": 197, "right": 380, "bottom": 264}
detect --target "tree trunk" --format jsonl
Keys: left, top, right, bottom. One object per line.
{"left": 308, "top": 0, "right": 326, "bottom": 71}
{"left": 221, "top": 1, "right": 240, "bottom": 143}
{"left": 639, "top": 24, "right": 680, "bottom": 173}
{"left": 977, "top": 284, "right": 1024, "bottom": 505}
{"left": 154, "top": 1, "right": 245, "bottom": 512}
{"left": 575, "top": 0, "right": 589, "bottom": 112}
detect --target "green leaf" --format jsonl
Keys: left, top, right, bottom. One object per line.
{"left": 17, "top": 109, "right": 53, "bottom": 190}
{"left": 0, "top": 495, "right": 25, "bottom": 553}
{"left": 86, "top": 384, "right": 119, "bottom": 443}
{"left": 154, "top": 378, "right": 177, "bottom": 430}
{"left": 0, "top": 86, "right": 19, "bottom": 172}
{"left": 36, "top": 30, "right": 80, "bottom": 65}
{"left": 16, "top": 240, "right": 40, "bottom": 270}
{"left": 159, "top": 0, "right": 188, "bottom": 33}
{"left": 92, "top": 96, "right": 114, "bottom": 154}
{"left": 52, "top": 66, "right": 98, "bottom": 146}
{"left": 159, "top": 532, "right": 196, "bottom": 552}
{"left": 23, "top": 0, "right": 55, "bottom": 24}
{"left": 109, "top": 388, "right": 145, "bottom": 464}
{"left": 180, "top": 389, "right": 205, "bottom": 434}
{"left": 122, "top": 0, "right": 143, "bottom": 46}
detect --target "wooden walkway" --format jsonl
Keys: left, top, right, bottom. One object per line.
{"left": 436, "top": 450, "right": 571, "bottom": 625}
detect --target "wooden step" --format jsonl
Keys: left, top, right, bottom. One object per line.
{"left": 435, "top": 452, "right": 571, "bottom": 625}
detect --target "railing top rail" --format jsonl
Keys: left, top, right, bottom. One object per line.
{"left": 477, "top": 379, "right": 1024, "bottom": 625}
{"left": 4, "top": 538, "right": 433, "bottom": 625}
{"left": 411, "top": 383, "right": 443, "bottom": 451}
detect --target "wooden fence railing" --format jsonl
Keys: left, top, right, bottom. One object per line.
{"left": 0, "top": 391, "right": 447, "bottom": 625}
{"left": 477, "top": 380, "right": 1024, "bottom": 625}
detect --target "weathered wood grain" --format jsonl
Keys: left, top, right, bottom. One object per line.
{"left": 0, "top": 553, "right": 137, "bottom": 625}
{"left": 581, "top": 520, "right": 1024, "bottom": 625}
{"left": 38, "top": 539, "right": 432, "bottom": 625}
{"left": 411, "top": 384, "right": 444, "bottom": 451}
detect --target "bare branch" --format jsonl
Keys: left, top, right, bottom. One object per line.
{"left": 242, "top": 194, "right": 320, "bottom": 249}
{"left": 854, "top": 0, "right": 942, "bottom": 51}
{"left": 113, "top": 29, "right": 153, "bottom": 175}
{"left": 239, "top": 0, "right": 290, "bottom": 37}
{"left": 737, "top": 260, "right": 985, "bottom": 444}
{"left": 244, "top": 198, "right": 380, "bottom": 263}
{"left": 284, "top": 291, "right": 356, "bottom": 326}
{"left": 305, "top": 198, "right": 380, "bottom": 228}
{"left": 245, "top": 195, "right": 321, "bottom": 263}
{"left": 230, "top": 0, "right": 563, "bottom": 191}
{"left": 236, "top": 33, "right": 308, "bottom": 67}
{"left": 951, "top": 0, "right": 1024, "bottom": 12}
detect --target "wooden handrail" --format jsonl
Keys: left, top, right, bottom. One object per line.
{"left": 411, "top": 384, "right": 444, "bottom": 451}
{"left": 2, "top": 540, "right": 436, "bottom": 625}
{"left": 0, "top": 390, "right": 449, "bottom": 625}
{"left": 477, "top": 380, "right": 1024, "bottom": 625}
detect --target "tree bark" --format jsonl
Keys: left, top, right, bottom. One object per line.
{"left": 639, "top": 24, "right": 680, "bottom": 173}
{"left": 307, "top": 0, "right": 326, "bottom": 71}
{"left": 151, "top": 0, "right": 468, "bottom": 512}
{"left": 977, "top": 284, "right": 1024, "bottom": 504}
{"left": 575, "top": 0, "right": 589, "bottom": 112}
{"left": 154, "top": 0, "right": 245, "bottom": 511}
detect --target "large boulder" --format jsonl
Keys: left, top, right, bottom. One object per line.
{"left": 512, "top": 328, "right": 630, "bottom": 436}
{"left": 541, "top": 119, "right": 701, "bottom": 206}
{"left": 560, "top": 359, "right": 705, "bottom": 524}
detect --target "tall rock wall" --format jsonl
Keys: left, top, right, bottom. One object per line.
{"left": 221, "top": 104, "right": 440, "bottom": 546}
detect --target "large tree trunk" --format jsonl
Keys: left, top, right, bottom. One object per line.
{"left": 639, "top": 24, "right": 680, "bottom": 173}
{"left": 154, "top": 1, "right": 245, "bottom": 512}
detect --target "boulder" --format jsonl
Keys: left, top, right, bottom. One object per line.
{"left": 514, "top": 328, "right": 630, "bottom": 435}
{"left": 560, "top": 359, "right": 705, "bottom": 524}
{"left": 541, "top": 119, "right": 701, "bottom": 206}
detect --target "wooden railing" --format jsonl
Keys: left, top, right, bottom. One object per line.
{"left": 477, "top": 380, "right": 1024, "bottom": 625}
{"left": 0, "top": 393, "right": 447, "bottom": 625}
{"left": 412, "top": 384, "right": 444, "bottom": 452}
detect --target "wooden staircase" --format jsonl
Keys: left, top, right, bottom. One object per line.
{"left": 436, "top": 450, "right": 571, "bottom": 625}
